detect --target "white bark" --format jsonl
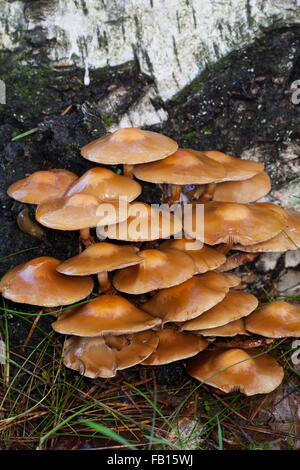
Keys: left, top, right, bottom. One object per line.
{"left": 1, "top": 1, "right": 300, "bottom": 99}
{"left": 1, "top": 0, "right": 300, "bottom": 127}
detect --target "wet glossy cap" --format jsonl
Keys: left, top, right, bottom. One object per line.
{"left": 56, "top": 242, "right": 142, "bottom": 276}
{"left": 64, "top": 167, "right": 141, "bottom": 202}
{"left": 63, "top": 330, "right": 159, "bottom": 378}
{"left": 52, "top": 295, "right": 161, "bottom": 336}
{"left": 195, "top": 319, "right": 249, "bottom": 337}
{"left": 212, "top": 171, "right": 271, "bottom": 203}
{"left": 186, "top": 348, "right": 284, "bottom": 395}
{"left": 201, "top": 151, "right": 264, "bottom": 181}
{"left": 97, "top": 202, "right": 182, "bottom": 241}
{"left": 0, "top": 257, "right": 93, "bottom": 307}
{"left": 245, "top": 301, "right": 300, "bottom": 338}
{"left": 141, "top": 271, "right": 230, "bottom": 324}
{"left": 184, "top": 202, "right": 283, "bottom": 245}
{"left": 159, "top": 238, "right": 226, "bottom": 274}
{"left": 81, "top": 128, "right": 178, "bottom": 165}
{"left": 36, "top": 193, "right": 129, "bottom": 230}
{"left": 132, "top": 148, "right": 226, "bottom": 185}
{"left": 234, "top": 204, "right": 300, "bottom": 252}
{"left": 7, "top": 169, "right": 78, "bottom": 204}
{"left": 220, "top": 273, "right": 241, "bottom": 288}
{"left": 142, "top": 329, "right": 208, "bottom": 365}
{"left": 113, "top": 248, "right": 195, "bottom": 294}
{"left": 181, "top": 291, "right": 258, "bottom": 331}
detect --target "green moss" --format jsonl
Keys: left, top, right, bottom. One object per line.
{"left": 183, "top": 130, "right": 198, "bottom": 140}
{"left": 191, "top": 80, "right": 204, "bottom": 91}
{"left": 101, "top": 114, "right": 116, "bottom": 127}
{"left": 200, "top": 125, "right": 213, "bottom": 135}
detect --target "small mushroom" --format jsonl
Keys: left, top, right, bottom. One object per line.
{"left": 17, "top": 207, "right": 45, "bottom": 240}
{"left": 36, "top": 193, "right": 129, "bottom": 248}
{"left": 184, "top": 202, "right": 284, "bottom": 245}
{"left": 56, "top": 242, "right": 143, "bottom": 293}
{"left": 97, "top": 201, "right": 182, "bottom": 242}
{"left": 194, "top": 319, "right": 249, "bottom": 337}
{"left": 217, "top": 252, "right": 259, "bottom": 272}
{"left": 142, "top": 328, "right": 208, "bottom": 365}
{"left": 63, "top": 330, "right": 159, "bottom": 378}
{"left": 186, "top": 348, "right": 284, "bottom": 396}
{"left": 188, "top": 150, "right": 264, "bottom": 202}
{"left": 7, "top": 169, "right": 78, "bottom": 204}
{"left": 81, "top": 127, "right": 178, "bottom": 177}
{"left": 112, "top": 248, "right": 195, "bottom": 294}
{"left": 234, "top": 203, "right": 300, "bottom": 252}
{"left": 180, "top": 291, "right": 258, "bottom": 331}
{"left": 52, "top": 295, "right": 161, "bottom": 336}
{"left": 159, "top": 238, "right": 226, "bottom": 274}
{"left": 212, "top": 171, "right": 271, "bottom": 203}
{"left": 201, "top": 151, "right": 264, "bottom": 181}
{"left": 0, "top": 257, "right": 93, "bottom": 307}
{"left": 64, "top": 166, "right": 141, "bottom": 202}
{"left": 141, "top": 271, "right": 230, "bottom": 324}
{"left": 132, "top": 148, "right": 225, "bottom": 203}
{"left": 245, "top": 301, "right": 300, "bottom": 338}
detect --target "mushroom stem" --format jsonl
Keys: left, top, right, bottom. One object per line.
{"left": 169, "top": 184, "right": 181, "bottom": 205}
{"left": 123, "top": 164, "right": 134, "bottom": 178}
{"left": 191, "top": 185, "right": 205, "bottom": 201}
{"left": 79, "top": 228, "right": 94, "bottom": 251}
{"left": 197, "top": 183, "right": 216, "bottom": 202}
{"left": 97, "top": 271, "right": 111, "bottom": 293}
{"left": 161, "top": 183, "right": 169, "bottom": 203}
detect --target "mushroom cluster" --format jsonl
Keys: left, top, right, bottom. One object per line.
{"left": 2, "top": 127, "right": 300, "bottom": 396}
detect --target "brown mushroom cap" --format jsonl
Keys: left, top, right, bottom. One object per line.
{"left": 64, "top": 336, "right": 116, "bottom": 378}
{"left": 245, "top": 301, "right": 300, "bottom": 338}
{"left": 181, "top": 291, "right": 258, "bottom": 331}
{"left": 132, "top": 148, "right": 226, "bottom": 185}
{"left": 220, "top": 273, "right": 241, "bottom": 288}
{"left": 212, "top": 172, "right": 271, "bottom": 203}
{"left": 112, "top": 248, "right": 195, "bottom": 294}
{"left": 195, "top": 319, "right": 249, "bottom": 337}
{"left": 36, "top": 193, "right": 129, "bottom": 230}
{"left": 142, "top": 329, "right": 208, "bottom": 365}
{"left": 7, "top": 169, "right": 78, "bottom": 204}
{"left": 97, "top": 201, "right": 182, "bottom": 241}
{"left": 184, "top": 202, "right": 283, "bottom": 245}
{"left": 159, "top": 238, "right": 226, "bottom": 274}
{"left": 201, "top": 151, "right": 264, "bottom": 181}
{"left": 64, "top": 167, "right": 141, "bottom": 202}
{"left": 186, "top": 348, "right": 284, "bottom": 395}
{"left": 56, "top": 242, "right": 143, "bottom": 276}
{"left": 81, "top": 128, "right": 178, "bottom": 165}
{"left": 52, "top": 295, "right": 161, "bottom": 336}
{"left": 141, "top": 271, "right": 230, "bottom": 324}
{"left": 63, "top": 330, "right": 159, "bottom": 378}
{"left": 0, "top": 257, "right": 93, "bottom": 307}
{"left": 234, "top": 204, "right": 300, "bottom": 252}
{"left": 115, "top": 331, "right": 159, "bottom": 370}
